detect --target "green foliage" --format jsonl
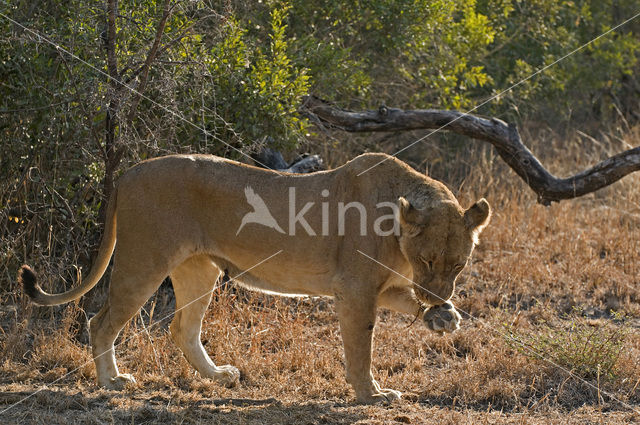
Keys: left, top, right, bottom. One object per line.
{"left": 505, "top": 310, "right": 631, "bottom": 381}
{"left": 197, "top": 4, "right": 310, "bottom": 153}
{"left": 283, "top": 0, "right": 496, "bottom": 109}
{"left": 0, "top": 2, "right": 105, "bottom": 290}
{"left": 0, "top": 0, "right": 313, "bottom": 293}
{"left": 477, "top": 0, "right": 640, "bottom": 124}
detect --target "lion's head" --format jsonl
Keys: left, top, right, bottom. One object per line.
{"left": 396, "top": 195, "right": 490, "bottom": 306}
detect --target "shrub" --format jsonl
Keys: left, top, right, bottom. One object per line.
{"left": 505, "top": 310, "right": 630, "bottom": 382}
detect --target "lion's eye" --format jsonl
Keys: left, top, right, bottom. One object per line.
{"left": 453, "top": 264, "right": 464, "bottom": 273}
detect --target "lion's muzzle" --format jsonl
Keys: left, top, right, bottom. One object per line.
{"left": 413, "top": 278, "right": 454, "bottom": 306}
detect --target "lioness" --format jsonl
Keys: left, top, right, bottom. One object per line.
{"left": 19, "top": 153, "right": 490, "bottom": 404}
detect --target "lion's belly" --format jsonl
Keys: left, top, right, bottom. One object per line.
{"left": 208, "top": 254, "right": 335, "bottom": 297}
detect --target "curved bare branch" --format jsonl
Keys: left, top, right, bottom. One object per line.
{"left": 300, "top": 96, "right": 640, "bottom": 205}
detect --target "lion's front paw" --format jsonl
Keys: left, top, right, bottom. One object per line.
{"left": 103, "top": 373, "right": 136, "bottom": 390}
{"left": 357, "top": 388, "right": 402, "bottom": 404}
{"left": 423, "top": 301, "right": 461, "bottom": 334}
{"left": 213, "top": 365, "right": 240, "bottom": 387}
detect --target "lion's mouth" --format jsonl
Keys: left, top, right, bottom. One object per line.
{"left": 414, "top": 282, "right": 452, "bottom": 306}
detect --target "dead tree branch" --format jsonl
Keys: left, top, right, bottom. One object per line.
{"left": 300, "top": 96, "right": 640, "bottom": 205}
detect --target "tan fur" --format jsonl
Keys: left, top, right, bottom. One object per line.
{"left": 21, "top": 153, "right": 490, "bottom": 404}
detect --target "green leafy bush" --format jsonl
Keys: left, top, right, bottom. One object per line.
{"left": 199, "top": 4, "right": 310, "bottom": 153}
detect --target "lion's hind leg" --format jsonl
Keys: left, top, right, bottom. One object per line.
{"left": 89, "top": 254, "right": 167, "bottom": 390}
{"left": 169, "top": 255, "right": 240, "bottom": 387}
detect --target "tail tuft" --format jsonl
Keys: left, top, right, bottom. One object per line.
{"left": 18, "top": 265, "right": 41, "bottom": 301}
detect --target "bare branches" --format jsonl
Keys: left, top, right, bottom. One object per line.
{"left": 300, "top": 96, "right": 640, "bottom": 205}
{"left": 125, "top": 0, "right": 173, "bottom": 123}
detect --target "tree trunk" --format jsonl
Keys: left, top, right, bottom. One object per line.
{"left": 98, "top": 0, "right": 122, "bottom": 225}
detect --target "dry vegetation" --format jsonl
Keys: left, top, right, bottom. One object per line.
{"left": 1, "top": 126, "right": 640, "bottom": 424}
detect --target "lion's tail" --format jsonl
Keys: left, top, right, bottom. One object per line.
{"left": 19, "top": 187, "right": 119, "bottom": 306}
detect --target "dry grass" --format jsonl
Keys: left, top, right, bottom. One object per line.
{"left": 1, "top": 126, "right": 640, "bottom": 424}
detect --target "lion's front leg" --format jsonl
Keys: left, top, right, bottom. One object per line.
{"left": 378, "top": 286, "right": 422, "bottom": 316}
{"left": 378, "top": 287, "right": 462, "bottom": 334}
{"left": 334, "top": 290, "right": 401, "bottom": 404}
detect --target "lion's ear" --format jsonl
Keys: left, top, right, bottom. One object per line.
{"left": 464, "top": 198, "right": 491, "bottom": 233}
{"left": 397, "top": 197, "right": 426, "bottom": 237}
{"left": 397, "top": 197, "right": 415, "bottom": 224}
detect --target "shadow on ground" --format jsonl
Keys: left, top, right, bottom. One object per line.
{"left": 0, "top": 389, "right": 365, "bottom": 424}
